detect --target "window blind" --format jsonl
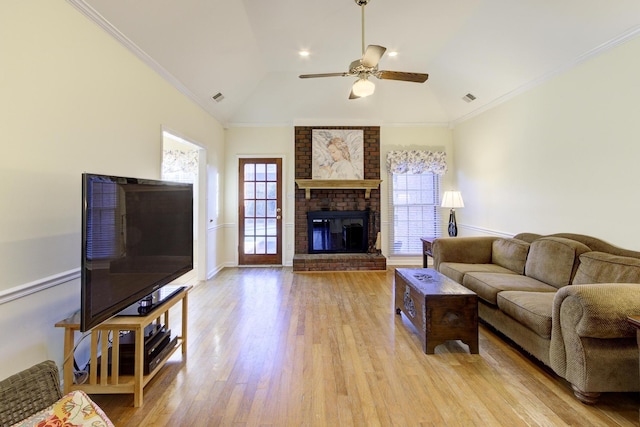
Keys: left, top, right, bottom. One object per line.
{"left": 388, "top": 172, "right": 441, "bottom": 256}
{"left": 86, "top": 181, "right": 122, "bottom": 260}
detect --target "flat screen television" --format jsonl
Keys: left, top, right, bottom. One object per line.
{"left": 81, "top": 173, "right": 193, "bottom": 332}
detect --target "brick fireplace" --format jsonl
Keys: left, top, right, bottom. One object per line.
{"left": 293, "top": 126, "right": 386, "bottom": 271}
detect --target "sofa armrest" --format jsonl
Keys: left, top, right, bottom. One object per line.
{"left": 0, "top": 360, "right": 63, "bottom": 426}
{"left": 553, "top": 283, "right": 640, "bottom": 339}
{"left": 549, "top": 283, "right": 640, "bottom": 392}
{"left": 432, "top": 236, "right": 498, "bottom": 271}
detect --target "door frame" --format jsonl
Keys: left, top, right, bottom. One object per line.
{"left": 237, "top": 155, "right": 285, "bottom": 265}
{"left": 161, "top": 128, "right": 208, "bottom": 281}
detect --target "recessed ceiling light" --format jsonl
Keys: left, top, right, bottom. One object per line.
{"left": 299, "top": 50, "right": 310, "bottom": 57}
{"left": 388, "top": 51, "right": 398, "bottom": 57}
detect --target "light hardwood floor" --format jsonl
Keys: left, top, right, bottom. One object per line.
{"left": 92, "top": 267, "right": 639, "bottom": 426}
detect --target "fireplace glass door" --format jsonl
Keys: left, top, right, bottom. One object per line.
{"left": 307, "top": 211, "right": 369, "bottom": 253}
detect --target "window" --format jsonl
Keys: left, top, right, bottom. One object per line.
{"left": 86, "top": 180, "right": 122, "bottom": 260}
{"left": 389, "top": 172, "right": 441, "bottom": 256}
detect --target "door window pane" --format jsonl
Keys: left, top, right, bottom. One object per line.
{"left": 267, "top": 164, "right": 276, "bottom": 181}
{"left": 266, "top": 237, "right": 276, "bottom": 254}
{"left": 244, "top": 237, "right": 254, "bottom": 254}
{"left": 244, "top": 182, "right": 255, "bottom": 199}
{"left": 256, "top": 200, "right": 266, "bottom": 217}
{"left": 267, "top": 218, "right": 276, "bottom": 235}
{"left": 244, "top": 219, "right": 255, "bottom": 236}
{"left": 255, "top": 218, "right": 266, "bottom": 236}
{"left": 244, "top": 200, "right": 255, "bottom": 217}
{"left": 244, "top": 164, "right": 254, "bottom": 181}
{"left": 255, "top": 236, "right": 266, "bottom": 254}
{"left": 256, "top": 164, "right": 266, "bottom": 181}
{"left": 267, "top": 200, "right": 276, "bottom": 217}
{"left": 256, "top": 182, "right": 266, "bottom": 199}
{"left": 267, "top": 182, "right": 277, "bottom": 199}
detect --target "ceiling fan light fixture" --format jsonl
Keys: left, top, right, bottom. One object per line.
{"left": 352, "top": 78, "right": 375, "bottom": 97}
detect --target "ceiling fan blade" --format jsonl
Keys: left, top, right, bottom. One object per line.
{"left": 361, "top": 45, "right": 386, "bottom": 68}
{"left": 349, "top": 89, "right": 361, "bottom": 100}
{"left": 299, "top": 72, "right": 349, "bottom": 79}
{"left": 377, "top": 70, "right": 429, "bottom": 83}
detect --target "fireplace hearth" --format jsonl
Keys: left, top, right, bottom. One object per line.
{"left": 308, "top": 210, "right": 369, "bottom": 254}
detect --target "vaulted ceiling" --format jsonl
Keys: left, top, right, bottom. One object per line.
{"left": 73, "top": 0, "right": 640, "bottom": 127}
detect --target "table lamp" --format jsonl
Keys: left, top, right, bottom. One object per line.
{"left": 441, "top": 191, "right": 464, "bottom": 237}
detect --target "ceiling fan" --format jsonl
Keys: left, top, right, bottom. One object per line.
{"left": 299, "top": 0, "right": 429, "bottom": 99}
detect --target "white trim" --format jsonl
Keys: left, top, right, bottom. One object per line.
{"left": 66, "top": 0, "right": 224, "bottom": 124}
{"left": 0, "top": 269, "right": 80, "bottom": 306}
{"left": 207, "top": 264, "right": 225, "bottom": 280}
{"left": 386, "top": 256, "right": 422, "bottom": 266}
{"left": 66, "top": 0, "right": 640, "bottom": 130}
{"left": 161, "top": 127, "right": 206, "bottom": 150}
{"left": 227, "top": 122, "right": 294, "bottom": 128}
{"left": 459, "top": 224, "right": 514, "bottom": 238}
{"left": 452, "top": 25, "right": 640, "bottom": 127}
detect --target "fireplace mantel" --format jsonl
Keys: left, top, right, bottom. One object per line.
{"left": 295, "top": 179, "right": 382, "bottom": 200}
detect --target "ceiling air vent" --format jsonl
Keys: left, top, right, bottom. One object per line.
{"left": 212, "top": 92, "right": 225, "bottom": 102}
{"left": 462, "top": 93, "right": 476, "bottom": 103}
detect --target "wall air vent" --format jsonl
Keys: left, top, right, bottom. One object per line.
{"left": 212, "top": 92, "right": 225, "bottom": 102}
{"left": 462, "top": 93, "right": 476, "bottom": 103}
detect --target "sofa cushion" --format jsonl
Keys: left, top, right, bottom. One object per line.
{"left": 573, "top": 251, "right": 640, "bottom": 284}
{"left": 10, "top": 390, "right": 114, "bottom": 427}
{"left": 462, "top": 272, "right": 557, "bottom": 305}
{"left": 439, "top": 262, "right": 516, "bottom": 284}
{"left": 491, "top": 238, "right": 530, "bottom": 274}
{"left": 524, "top": 237, "right": 591, "bottom": 288}
{"left": 497, "top": 291, "right": 555, "bottom": 338}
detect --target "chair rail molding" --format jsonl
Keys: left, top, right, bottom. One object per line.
{"left": 0, "top": 269, "right": 80, "bottom": 306}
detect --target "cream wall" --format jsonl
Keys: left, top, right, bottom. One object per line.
{"left": 0, "top": 1, "right": 225, "bottom": 379}
{"left": 225, "top": 126, "right": 454, "bottom": 266}
{"left": 453, "top": 35, "right": 640, "bottom": 249}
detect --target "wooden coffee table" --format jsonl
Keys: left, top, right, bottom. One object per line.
{"left": 395, "top": 268, "right": 478, "bottom": 354}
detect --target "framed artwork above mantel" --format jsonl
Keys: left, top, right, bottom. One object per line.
{"left": 311, "top": 129, "right": 364, "bottom": 180}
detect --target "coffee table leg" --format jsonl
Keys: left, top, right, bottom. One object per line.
{"left": 466, "top": 336, "right": 479, "bottom": 354}
{"left": 424, "top": 340, "right": 436, "bottom": 354}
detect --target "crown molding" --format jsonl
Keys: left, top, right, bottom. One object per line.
{"left": 66, "top": 0, "right": 225, "bottom": 125}
{"left": 451, "top": 25, "right": 640, "bottom": 127}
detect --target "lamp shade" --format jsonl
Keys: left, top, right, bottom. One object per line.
{"left": 441, "top": 191, "right": 464, "bottom": 208}
{"left": 352, "top": 78, "right": 375, "bottom": 97}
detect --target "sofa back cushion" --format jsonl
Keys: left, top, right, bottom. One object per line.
{"left": 525, "top": 237, "right": 590, "bottom": 288}
{"left": 491, "top": 238, "right": 530, "bottom": 274}
{"left": 573, "top": 251, "right": 640, "bottom": 284}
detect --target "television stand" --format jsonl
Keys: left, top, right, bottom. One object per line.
{"left": 55, "top": 285, "right": 191, "bottom": 407}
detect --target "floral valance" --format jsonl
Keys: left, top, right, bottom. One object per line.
{"left": 386, "top": 150, "right": 448, "bottom": 175}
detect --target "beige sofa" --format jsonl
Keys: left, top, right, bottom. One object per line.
{"left": 0, "top": 361, "right": 113, "bottom": 427}
{"left": 432, "top": 233, "right": 640, "bottom": 404}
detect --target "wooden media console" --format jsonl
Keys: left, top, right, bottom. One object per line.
{"left": 56, "top": 285, "right": 191, "bottom": 407}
